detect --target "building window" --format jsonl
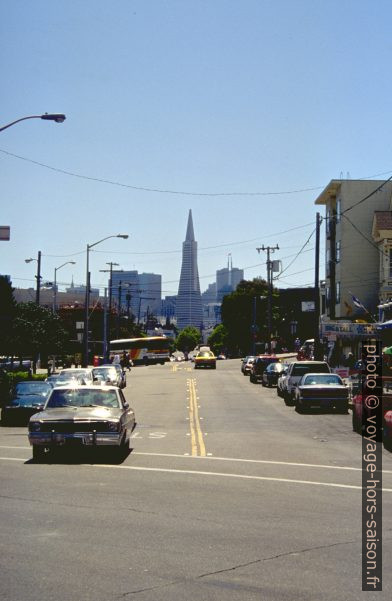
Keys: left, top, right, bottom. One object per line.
{"left": 389, "top": 248, "right": 392, "bottom": 279}
{"left": 335, "top": 282, "right": 341, "bottom": 304}
{"left": 336, "top": 198, "right": 341, "bottom": 222}
{"left": 336, "top": 240, "right": 341, "bottom": 263}
{"left": 326, "top": 208, "right": 331, "bottom": 235}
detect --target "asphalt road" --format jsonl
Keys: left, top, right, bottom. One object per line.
{"left": 1, "top": 359, "right": 392, "bottom": 601}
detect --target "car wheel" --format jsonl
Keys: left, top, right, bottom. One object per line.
{"left": 261, "top": 379, "right": 266, "bottom": 387}
{"left": 284, "top": 391, "right": 294, "bottom": 406}
{"left": 32, "top": 446, "right": 46, "bottom": 463}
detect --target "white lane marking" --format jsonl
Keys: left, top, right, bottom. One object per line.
{"left": 1, "top": 447, "right": 392, "bottom": 474}
{"left": 1, "top": 456, "right": 391, "bottom": 492}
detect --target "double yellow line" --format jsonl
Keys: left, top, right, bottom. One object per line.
{"left": 187, "top": 378, "right": 206, "bottom": 456}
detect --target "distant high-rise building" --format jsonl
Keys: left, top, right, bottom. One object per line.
{"left": 110, "top": 270, "right": 139, "bottom": 315}
{"left": 176, "top": 210, "right": 203, "bottom": 330}
{"left": 216, "top": 256, "right": 244, "bottom": 302}
{"left": 108, "top": 270, "right": 162, "bottom": 322}
{"left": 201, "top": 282, "right": 217, "bottom": 304}
{"left": 138, "top": 272, "right": 162, "bottom": 318}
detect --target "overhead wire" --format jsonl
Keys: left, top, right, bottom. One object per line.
{"left": 2, "top": 146, "right": 392, "bottom": 197}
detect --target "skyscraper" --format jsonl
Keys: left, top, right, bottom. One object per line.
{"left": 176, "top": 210, "right": 203, "bottom": 330}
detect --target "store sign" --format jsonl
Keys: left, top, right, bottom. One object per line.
{"left": 321, "top": 321, "right": 377, "bottom": 338}
{"left": 301, "top": 301, "right": 315, "bottom": 312}
{"left": 0, "top": 226, "right": 10, "bottom": 241}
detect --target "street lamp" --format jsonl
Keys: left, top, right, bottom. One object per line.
{"left": 25, "top": 251, "right": 42, "bottom": 304}
{"left": 0, "top": 113, "right": 66, "bottom": 132}
{"left": 84, "top": 235, "right": 129, "bottom": 366}
{"left": 53, "top": 261, "right": 76, "bottom": 312}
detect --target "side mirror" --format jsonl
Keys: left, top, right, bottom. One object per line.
{"left": 123, "top": 402, "right": 129, "bottom": 410}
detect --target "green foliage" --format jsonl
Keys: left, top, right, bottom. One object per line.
{"left": 0, "top": 277, "right": 16, "bottom": 355}
{"left": 175, "top": 326, "right": 201, "bottom": 352}
{"left": 220, "top": 278, "right": 280, "bottom": 355}
{"left": 207, "top": 324, "right": 228, "bottom": 355}
{"left": 10, "top": 302, "right": 68, "bottom": 358}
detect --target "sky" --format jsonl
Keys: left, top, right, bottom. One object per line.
{"left": 1, "top": 0, "right": 392, "bottom": 298}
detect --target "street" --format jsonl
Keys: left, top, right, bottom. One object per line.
{"left": 1, "top": 359, "right": 392, "bottom": 601}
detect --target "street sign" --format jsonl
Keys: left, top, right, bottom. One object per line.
{"left": 0, "top": 226, "right": 10, "bottom": 241}
{"left": 301, "top": 301, "right": 315, "bottom": 312}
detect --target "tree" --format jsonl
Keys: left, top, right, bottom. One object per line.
{"left": 11, "top": 302, "right": 68, "bottom": 361}
{"left": 220, "top": 278, "right": 280, "bottom": 356}
{"left": 207, "top": 324, "right": 228, "bottom": 355}
{"left": 175, "top": 326, "right": 201, "bottom": 353}
{"left": 0, "top": 276, "right": 16, "bottom": 355}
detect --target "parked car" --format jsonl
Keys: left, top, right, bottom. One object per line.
{"left": 1, "top": 381, "right": 52, "bottom": 425}
{"left": 28, "top": 385, "right": 136, "bottom": 462}
{"left": 94, "top": 365, "right": 126, "bottom": 388}
{"left": 352, "top": 376, "right": 392, "bottom": 440}
{"left": 262, "top": 362, "right": 289, "bottom": 387}
{"left": 281, "top": 361, "right": 331, "bottom": 404}
{"left": 249, "top": 356, "right": 280, "bottom": 384}
{"left": 294, "top": 373, "right": 349, "bottom": 413}
{"left": 241, "top": 356, "right": 255, "bottom": 375}
{"left": 277, "top": 367, "right": 289, "bottom": 397}
{"left": 194, "top": 351, "right": 216, "bottom": 369}
{"left": 56, "top": 368, "right": 94, "bottom": 385}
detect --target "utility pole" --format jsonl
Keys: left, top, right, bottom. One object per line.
{"left": 314, "top": 212, "right": 322, "bottom": 359}
{"left": 35, "top": 250, "right": 42, "bottom": 305}
{"left": 256, "top": 245, "right": 279, "bottom": 353}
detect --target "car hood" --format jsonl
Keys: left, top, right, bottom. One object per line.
{"left": 31, "top": 406, "right": 123, "bottom": 421}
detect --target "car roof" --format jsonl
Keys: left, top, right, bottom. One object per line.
{"left": 50, "top": 384, "right": 119, "bottom": 391}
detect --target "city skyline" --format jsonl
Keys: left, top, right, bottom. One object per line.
{"left": 5, "top": 1, "right": 390, "bottom": 297}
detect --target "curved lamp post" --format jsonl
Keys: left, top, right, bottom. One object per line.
{"left": 0, "top": 113, "right": 66, "bottom": 133}
{"left": 25, "top": 251, "right": 42, "bottom": 304}
{"left": 53, "top": 261, "right": 76, "bottom": 313}
{"left": 84, "top": 235, "right": 129, "bottom": 366}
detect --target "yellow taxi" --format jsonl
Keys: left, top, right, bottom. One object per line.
{"left": 194, "top": 350, "right": 217, "bottom": 369}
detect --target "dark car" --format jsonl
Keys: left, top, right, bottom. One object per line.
{"left": 249, "top": 356, "right": 280, "bottom": 384}
{"left": 28, "top": 385, "right": 136, "bottom": 462}
{"left": 1, "top": 381, "right": 52, "bottom": 425}
{"left": 262, "top": 362, "right": 288, "bottom": 387}
{"left": 294, "top": 373, "right": 349, "bottom": 413}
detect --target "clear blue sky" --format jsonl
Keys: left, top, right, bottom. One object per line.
{"left": 1, "top": 0, "right": 391, "bottom": 297}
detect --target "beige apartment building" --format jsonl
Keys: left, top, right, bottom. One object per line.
{"left": 315, "top": 179, "right": 392, "bottom": 320}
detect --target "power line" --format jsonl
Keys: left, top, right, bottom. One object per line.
{"left": 2, "top": 146, "right": 392, "bottom": 197}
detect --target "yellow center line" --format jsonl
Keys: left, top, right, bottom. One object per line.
{"left": 188, "top": 378, "right": 206, "bottom": 457}
{"left": 187, "top": 379, "right": 198, "bottom": 456}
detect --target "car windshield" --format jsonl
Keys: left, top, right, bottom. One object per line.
{"left": 267, "top": 363, "right": 286, "bottom": 372}
{"left": 198, "top": 352, "right": 213, "bottom": 357}
{"left": 93, "top": 367, "right": 116, "bottom": 378}
{"left": 46, "top": 389, "right": 120, "bottom": 408}
{"left": 303, "top": 374, "right": 342, "bottom": 385}
{"left": 15, "top": 382, "right": 51, "bottom": 395}
{"left": 59, "top": 370, "right": 91, "bottom": 379}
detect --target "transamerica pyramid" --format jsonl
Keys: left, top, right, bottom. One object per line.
{"left": 176, "top": 210, "right": 203, "bottom": 330}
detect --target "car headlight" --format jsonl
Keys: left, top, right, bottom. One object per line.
{"left": 29, "top": 422, "right": 41, "bottom": 432}
{"left": 107, "top": 420, "right": 120, "bottom": 432}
